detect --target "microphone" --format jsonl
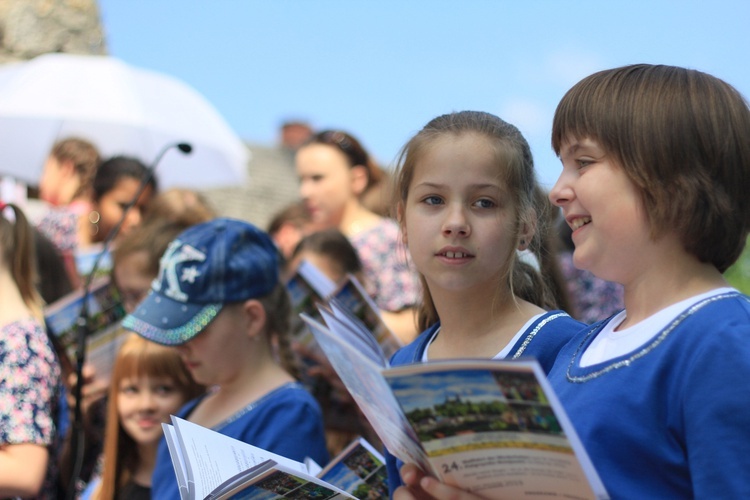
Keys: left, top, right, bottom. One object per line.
{"left": 147, "top": 141, "right": 193, "bottom": 175}
{"left": 65, "top": 141, "right": 192, "bottom": 500}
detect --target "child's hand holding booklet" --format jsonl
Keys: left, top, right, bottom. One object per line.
{"left": 162, "top": 415, "right": 388, "bottom": 499}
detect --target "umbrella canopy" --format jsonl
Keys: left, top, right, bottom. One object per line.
{"left": 0, "top": 53, "right": 249, "bottom": 189}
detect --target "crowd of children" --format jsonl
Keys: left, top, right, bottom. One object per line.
{"left": 1, "top": 62, "right": 749, "bottom": 499}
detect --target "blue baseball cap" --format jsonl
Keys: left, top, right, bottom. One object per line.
{"left": 122, "top": 218, "right": 279, "bottom": 346}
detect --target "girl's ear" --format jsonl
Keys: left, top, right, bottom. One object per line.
{"left": 518, "top": 211, "right": 537, "bottom": 251}
{"left": 350, "top": 165, "right": 369, "bottom": 196}
{"left": 242, "top": 299, "right": 267, "bottom": 340}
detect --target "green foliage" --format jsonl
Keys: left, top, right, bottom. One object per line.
{"left": 725, "top": 238, "right": 750, "bottom": 294}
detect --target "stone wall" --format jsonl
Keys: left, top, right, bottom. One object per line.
{"left": 0, "top": 0, "right": 105, "bottom": 63}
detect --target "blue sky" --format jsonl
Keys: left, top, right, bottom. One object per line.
{"left": 98, "top": 1, "right": 750, "bottom": 188}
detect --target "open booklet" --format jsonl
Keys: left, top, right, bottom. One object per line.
{"left": 162, "top": 415, "right": 388, "bottom": 499}
{"left": 43, "top": 274, "right": 127, "bottom": 380}
{"left": 300, "top": 305, "right": 610, "bottom": 500}
{"left": 286, "top": 260, "right": 402, "bottom": 360}
{"left": 74, "top": 242, "right": 113, "bottom": 281}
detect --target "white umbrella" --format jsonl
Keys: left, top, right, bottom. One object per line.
{"left": 0, "top": 53, "right": 249, "bottom": 189}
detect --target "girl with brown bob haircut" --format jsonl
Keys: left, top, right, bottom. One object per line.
{"left": 551, "top": 64, "right": 750, "bottom": 272}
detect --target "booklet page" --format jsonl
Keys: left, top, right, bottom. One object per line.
{"left": 383, "top": 360, "right": 609, "bottom": 499}
{"left": 168, "top": 416, "right": 308, "bottom": 499}
{"left": 301, "top": 312, "right": 436, "bottom": 477}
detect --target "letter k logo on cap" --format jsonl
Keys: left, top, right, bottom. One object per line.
{"left": 153, "top": 240, "right": 207, "bottom": 303}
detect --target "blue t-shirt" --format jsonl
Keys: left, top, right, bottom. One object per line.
{"left": 548, "top": 291, "right": 750, "bottom": 498}
{"left": 152, "top": 382, "right": 329, "bottom": 500}
{"left": 384, "top": 311, "right": 585, "bottom": 496}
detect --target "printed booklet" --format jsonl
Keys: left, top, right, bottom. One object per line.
{"left": 163, "top": 416, "right": 388, "bottom": 499}
{"left": 43, "top": 275, "right": 127, "bottom": 380}
{"left": 74, "top": 242, "right": 113, "bottom": 280}
{"left": 285, "top": 259, "right": 337, "bottom": 358}
{"left": 286, "top": 260, "right": 402, "bottom": 360}
{"left": 300, "top": 306, "right": 610, "bottom": 500}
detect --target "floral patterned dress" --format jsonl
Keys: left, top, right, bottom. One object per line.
{"left": 350, "top": 218, "right": 421, "bottom": 312}
{"left": 0, "top": 317, "right": 62, "bottom": 499}
{"left": 36, "top": 201, "right": 91, "bottom": 288}
{"left": 37, "top": 203, "right": 85, "bottom": 254}
{"left": 558, "top": 251, "right": 625, "bottom": 324}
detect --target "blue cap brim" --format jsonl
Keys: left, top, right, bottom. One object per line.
{"left": 121, "top": 290, "right": 223, "bottom": 346}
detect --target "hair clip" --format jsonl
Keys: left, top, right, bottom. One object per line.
{"left": 322, "top": 131, "right": 352, "bottom": 153}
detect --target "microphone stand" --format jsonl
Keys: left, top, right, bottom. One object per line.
{"left": 65, "top": 142, "right": 192, "bottom": 500}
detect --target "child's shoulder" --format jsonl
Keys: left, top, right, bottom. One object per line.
{"left": 247, "top": 382, "right": 323, "bottom": 419}
{"left": 389, "top": 323, "right": 440, "bottom": 367}
{"left": 223, "top": 382, "right": 327, "bottom": 455}
{"left": 702, "top": 289, "right": 750, "bottom": 312}
{"left": 677, "top": 290, "right": 750, "bottom": 340}
{"left": 1, "top": 316, "right": 45, "bottom": 335}
{"left": 510, "top": 311, "right": 587, "bottom": 373}
{"left": 522, "top": 310, "right": 587, "bottom": 339}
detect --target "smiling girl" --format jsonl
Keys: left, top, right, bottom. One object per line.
{"left": 82, "top": 334, "right": 203, "bottom": 500}
{"left": 545, "top": 64, "right": 750, "bottom": 498}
